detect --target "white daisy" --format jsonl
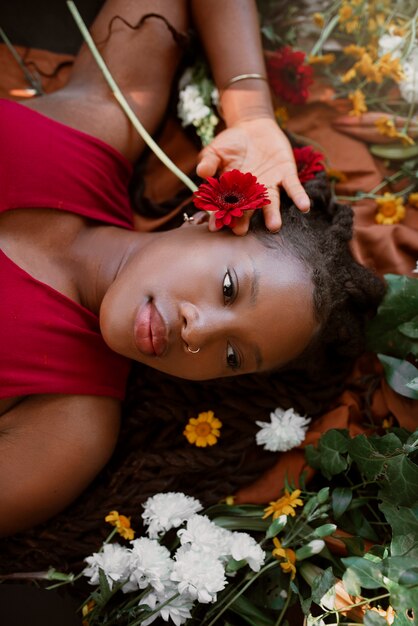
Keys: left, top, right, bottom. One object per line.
{"left": 142, "top": 492, "right": 203, "bottom": 539}
{"left": 83, "top": 543, "right": 130, "bottom": 589}
{"left": 177, "top": 514, "right": 232, "bottom": 558}
{"left": 122, "top": 537, "right": 173, "bottom": 594}
{"left": 170, "top": 547, "right": 227, "bottom": 603}
{"left": 256, "top": 407, "right": 311, "bottom": 452}
{"left": 228, "top": 532, "right": 266, "bottom": 572}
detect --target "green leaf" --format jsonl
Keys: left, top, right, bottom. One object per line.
{"left": 364, "top": 610, "right": 389, "bottom": 626}
{"left": 341, "top": 556, "right": 384, "bottom": 590}
{"left": 380, "top": 502, "right": 418, "bottom": 539}
{"left": 399, "top": 316, "right": 418, "bottom": 339}
{"left": 378, "top": 354, "right": 418, "bottom": 400}
{"left": 406, "top": 377, "right": 418, "bottom": 390}
{"left": 305, "top": 444, "right": 321, "bottom": 470}
{"left": 370, "top": 142, "right": 418, "bottom": 160}
{"left": 379, "top": 453, "right": 418, "bottom": 506}
{"left": 366, "top": 274, "right": 418, "bottom": 360}
{"left": 310, "top": 567, "right": 336, "bottom": 605}
{"left": 398, "top": 567, "right": 418, "bottom": 586}
{"left": 212, "top": 516, "right": 268, "bottom": 531}
{"left": 266, "top": 515, "right": 287, "bottom": 539}
{"left": 318, "top": 430, "right": 349, "bottom": 477}
{"left": 230, "top": 594, "right": 276, "bottom": 626}
{"left": 332, "top": 487, "right": 353, "bottom": 519}
{"left": 347, "top": 435, "right": 388, "bottom": 480}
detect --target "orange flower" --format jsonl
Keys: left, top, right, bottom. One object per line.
{"left": 183, "top": 410, "right": 222, "bottom": 447}
{"left": 377, "top": 53, "right": 405, "bottom": 82}
{"left": 341, "top": 67, "right": 357, "bottom": 83}
{"left": 82, "top": 600, "right": 95, "bottom": 626}
{"left": 263, "top": 489, "right": 303, "bottom": 519}
{"left": 313, "top": 13, "right": 325, "bottom": 28}
{"left": 272, "top": 537, "right": 297, "bottom": 579}
{"left": 375, "top": 193, "right": 406, "bottom": 225}
{"left": 343, "top": 44, "right": 366, "bottom": 59}
{"left": 348, "top": 89, "right": 367, "bottom": 116}
{"left": 105, "top": 510, "right": 135, "bottom": 540}
{"left": 308, "top": 53, "right": 336, "bottom": 65}
{"left": 274, "top": 106, "right": 289, "bottom": 128}
{"left": 327, "top": 168, "right": 348, "bottom": 183}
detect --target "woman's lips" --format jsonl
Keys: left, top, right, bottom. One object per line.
{"left": 134, "top": 300, "right": 168, "bottom": 357}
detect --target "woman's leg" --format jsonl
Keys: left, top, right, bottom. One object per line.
{"left": 24, "top": 0, "right": 189, "bottom": 161}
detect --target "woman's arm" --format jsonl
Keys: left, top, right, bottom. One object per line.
{"left": 0, "top": 394, "right": 120, "bottom": 536}
{"left": 24, "top": 0, "right": 189, "bottom": 162}
{"left": 190, "top": 0, "right": 310, "bottom": 234}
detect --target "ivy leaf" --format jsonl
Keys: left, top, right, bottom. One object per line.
{"left": 347, "top": 435, "right": 388, "bottom": 481}
{"left": 380, "top": 503, "right": 418, "bottom": 544}
{"left": 332, "top": 486, "right": 353, "bottom": 519}
{"left": 318, "top": 429, "right": 349, "bottom": 477}
{"left": 399, "top": 316, "right": 418, "bottom": 339}
{"left": 379, "top": 454, "right": 418, "bottom": 506}
{"left": 311, "top": 567, "right": 336, "bottom": 605}
{"left": 378, "top": 354, "right": 418, "bottom": 400}
{"left": 406, "top": 377, "right": 418, "bottom": 391}
{"left": 342, "top": 556, "right": 384, "bottom": 591}
{"left": 366, "top": 274, "right": 418, "bottom": 359}
{"left": 364, "top": 611, "right": 389, "bottom": 626}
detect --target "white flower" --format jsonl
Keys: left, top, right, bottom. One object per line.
{"left": 178, "top": 84, "right": 211, "bottom": 127}
{"left": 177, "top": 514, "right": 232, "bottom": 558}
{"left": 140, "top": 585, "right": 194, "bottom": 626}
{"left": 412, "top": 261, "right": 418, "bottom": 274}
{"left": 142, "top": 492, "right": 203, "bottom": 539}
{"left": 178, "top": 67, "right": 194, "bottom": 90}
{"left": 122, "top": 537, "right": 173, "bottom": 594}
{"left": 83, "top": 543, "right": 130, "bottom": 589}
{"left": 399, "top": 47, "right": 418, "bottom": 104}
{"left": 378, "top": 33, "right": 403, "bottom": 58}
{"left": 256, "top": 407, "right": 311, "bottom": 452}
{"left": 228, "top": 532, "right": 266, "bottom": 572}
{"left": 171, "top": 547, "right": 227, "bottom": 603}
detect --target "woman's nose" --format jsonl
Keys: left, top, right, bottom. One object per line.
{"left": 179, "top": 302, "right": 230, "bottom": 349}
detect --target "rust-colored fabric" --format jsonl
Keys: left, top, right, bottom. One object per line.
{"left": 2, "top": 45, "right": 417, "bottom": 508}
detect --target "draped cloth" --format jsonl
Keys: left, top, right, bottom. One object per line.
{"left": 1, "top": 44, "right": 417, "bottom": 507}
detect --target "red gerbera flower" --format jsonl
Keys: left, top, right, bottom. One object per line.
{"left": 267, "top": 46, "right": 314, "bottom": 105}
{"left": 293, "top": 146, "right": 325, "bottom": 183}
{"left": 193, "top": 169, "right": 270, "bottom": 230}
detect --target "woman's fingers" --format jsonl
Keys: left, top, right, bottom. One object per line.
{"left": 196, "top": 148, "right": 222, "bottom": 178}
{"left": 282, "top": 173, "right": 310, "bottom": 213}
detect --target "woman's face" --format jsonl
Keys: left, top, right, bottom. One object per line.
{"left": 100, "top": 223, "right": 318, "bottom": 380}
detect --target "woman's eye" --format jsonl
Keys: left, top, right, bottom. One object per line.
{"left": 223, "top": 270, "right": 234, "bottom": 302}
{"left": 226, "top": 343, "right": 240, "bottom": 370}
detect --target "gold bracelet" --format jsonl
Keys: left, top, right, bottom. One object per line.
{"left": 221, "top": 73, "right": 268, "bottom": 92}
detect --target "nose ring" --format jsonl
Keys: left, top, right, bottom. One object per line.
{"left": 187, "top": 345, "right": 200, "bottom": 354}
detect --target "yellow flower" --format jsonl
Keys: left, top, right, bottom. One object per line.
{"left": 225, "top": 495, "right": 235, "bottom": 505}
{"left": 313, "top": 12, "right": 325, "bottom": 28}
{"left": 183, "top": 410, "right": 222, "bottom": 447}
{"left": 274, "top": 106, "right": 289, "bottom": 129}
{"left": 343, "top": 44, "right": 366, "bottom": 59}
{"left": 354, "top": 53, "right": 382, "bottom": 83}
{"left": 374, "top": 117, "right": 414, "bottom": 146}
{"left": 105, "top": 510, "right": 135, "bottom": 540}
{"left": 339, "top": 4, "right": 353, "bottom": 22}
{"left": 377, "top": 53, "right": 405, "bottom": 83}
{"left": 82, "top": 600, "right": 95, "bottom": 626}
{"left": 382, "top": 416, "right": 394, "bottom": 429}
{"left": 348, "top": 89, "right": 367, "bottom": 116}
{"left": 341, "top": 67, "right": 357, "bottom": 83}
{"left": 344, "top": 19, "right": 360, "bottom": 34}
{"left": 272, "top": 537, "right": 297, "bottom": 579}
{"left": 375, "top": 193, "right": 406, "bottom": 225}
{"left": 263, "top": 489, "right": 303, "bottom": 519}
{"left": 308, "top": 53, "right": 336, "bottom": 65}
{"left": 327, "top": 168, "right": 348, "bottom": 183}
{"left": 408, "top": 193, "right": 418, "bottom": 208}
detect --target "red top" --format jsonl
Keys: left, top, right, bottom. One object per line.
{"left": 0, "top": 99, "right": 134, "bottom": 400}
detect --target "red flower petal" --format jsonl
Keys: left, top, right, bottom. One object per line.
{"left": 266, "top": 46, "right": 314, "bottom": 105}
{"left": 193, "top": 169, "right": 270, "bottom": 229}
{"left": 293, "top": 146, "right": 325, "bottom": 183}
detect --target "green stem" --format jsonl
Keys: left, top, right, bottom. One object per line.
{"left": 275, "top": 582, "right": 292, "bottom": 626}
{"left": 0, "top": 27, "right": 44, "bottom": 94}
{"left": 66, "top": 1, "right": 197, "bottom": 193}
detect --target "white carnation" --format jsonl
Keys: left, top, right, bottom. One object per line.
{"left": 142, "top": 492, "right": 203, "bottom": 539}
{"left": 140, "top": 584, "right": 194, "bottom": 626}
{"left": 83, "top": 543, "right": 130, "bottom": 589}
{"left": 171, "top": 547, "right": 227, "bottom": 603}
{"left": 378, "top": 33, "right": 403, "bottom": 58}
{"left": 122, "top": 537, "right": 173, "bottom": 594}
{"left": 177, "top": 514, "right": 232, "bottom": 558}
{"left": 228, "top": 532, "right": 266, "bottom": 572}
{"left": 256, "top": 407, "right": 311, "bottom": 452}
{"left": 412, "top": 261, "right": 418, "bottom": 273}
{"left": 399, "top": 47, "right": 418, "bottom": 104}
{"left": 178, "top": 84, "right": 211, "bottom": 127}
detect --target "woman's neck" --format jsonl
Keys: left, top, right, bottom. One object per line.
{"left": 71, "top": 225, "right": 152, "bottom": 316}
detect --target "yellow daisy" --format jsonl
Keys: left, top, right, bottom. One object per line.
{"left": 105, "top": 510, "right": 135, "bottom": 540}
{"left": 272, "top": 537, "right": 297, "bottom": 579}
{"left": 183, "top": 410, "right": 222, "bottom": 447}
{"left": 263, "top": 489, "right": 303, "bottom": 520}
{"left": 374, "top": 117, "right": 414, "bottom": 146}
{"left": 308, "top": 53, "right": 335, "bottom": 65}
{"left": 375, "top": 193, "right": 406, "bottom": 225}
{"left": 313, "top": 13, "right": 325, "bottom": 28}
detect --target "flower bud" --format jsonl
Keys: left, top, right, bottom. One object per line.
{"left": 296, "top": 539, "right": 325, "bottom": 560}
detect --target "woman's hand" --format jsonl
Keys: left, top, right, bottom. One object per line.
{"left": 196, "top": 117, "right": 310, "bottom": 235}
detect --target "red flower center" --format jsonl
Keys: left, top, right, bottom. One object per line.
{"left": 224, "top": 193, "right": 240, "bottom": 204}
